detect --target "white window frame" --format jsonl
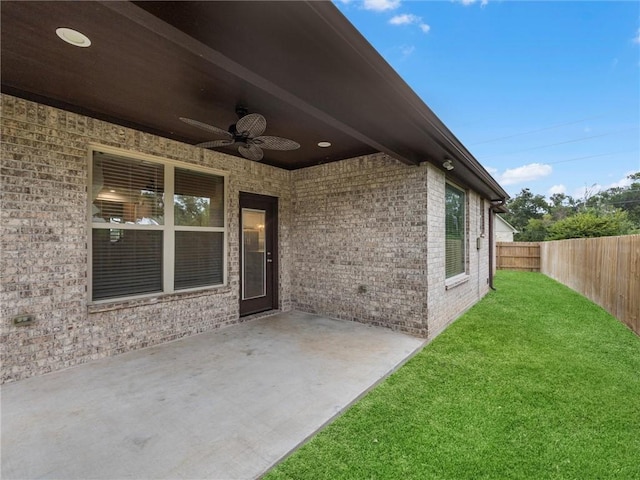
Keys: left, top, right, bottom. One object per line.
{"left": 87, "top": 144, "right": 228, "bottom": 304}
{"left": 444, "top": 180, "right": 469, "bottom": 285}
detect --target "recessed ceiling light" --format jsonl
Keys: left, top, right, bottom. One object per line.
{"left": 317, "top": 141, "right": 331, "bottom": 148}
{"left": 56, "top": 28, "right": 91, "bottom": 48}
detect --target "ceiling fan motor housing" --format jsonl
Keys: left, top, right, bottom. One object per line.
{"left": 229, "top": 124, "right": 249, "bottom": 142}
{"left": 235, "top": 105, "right": 249, "bottom": 118}
{"left": 182, "top": 108, "right": 299, "bottom": 162}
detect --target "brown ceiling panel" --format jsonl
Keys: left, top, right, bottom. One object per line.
{"left": 1, "top": 0, "right": 507, "bottom": 198}
{"left": 0, "top": 1, "right": 375, "bottom": 168}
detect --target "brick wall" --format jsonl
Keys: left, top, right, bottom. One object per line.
{"left": 290, "top": 159, "right": 491, "bottom": 339}
{"left": 426, "top": 165, "right": 490, "bottom": 339}
{"left": 290, "top": 155, "right": 429, "bottom": 336}
{"left": 1, "top": 94, "right": 493, "bottom": 383}
{"left": 0, "top": 95, "right": 292, "bottom": 382}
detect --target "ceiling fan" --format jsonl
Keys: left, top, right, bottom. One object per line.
{"left": 180, "top": 106, "right": 300, "bottom": 161}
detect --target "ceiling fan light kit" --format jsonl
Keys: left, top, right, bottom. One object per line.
{"left": 180, "top": 108, "right": 300, "bottom": 162}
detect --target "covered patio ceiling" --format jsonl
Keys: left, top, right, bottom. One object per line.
{"left": 1, "top": 1, "right": 508, "bottom": 201}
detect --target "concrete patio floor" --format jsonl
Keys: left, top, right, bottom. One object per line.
{"left": 1, "top": 311, "right": 425, "bottom": 480}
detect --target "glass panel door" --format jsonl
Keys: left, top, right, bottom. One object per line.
{"left": 242, "top": 208, "right": 266, "bottom": 299}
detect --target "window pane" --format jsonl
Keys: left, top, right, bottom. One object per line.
{"left": 445, "top": 184, "right": 465, "bottom": 278}
{"left": 175, "top": 232, "right": 224, "bottom": 290}
{"left": 242, "top": 209, "right": 266, "bottom": 299}
{"left": 92, "top": 229, "right": 163, "bottom": 300}
{"left": 174, "top": 168, "right": 224, "bottom": 227}
{"left": 90, "top": 153, "right": 227, "bottom": 302}
{"left": 92, "top": 153, "right": 164, "bottom": 225}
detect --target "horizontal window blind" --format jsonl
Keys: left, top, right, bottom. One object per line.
{"left": 445, "top": 183, "right": 466, "bottom": 278}
{"left": 92, "top": 229, "right": 163, "bottom": 300}
{"left": 90, "top": 150, "right": 226, "bottom": 302}
{"left": 92, "top": 154, "right": 164, "bottom": 225}
{"left": 175, "top": 232, "right": 224, "bottom": 290}
{"left": 174, "top": 168, "right": 224, "bottom": 227}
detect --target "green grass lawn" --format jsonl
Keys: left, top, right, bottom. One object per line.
{"left": 265, "top": 271, "right": 640, "bottom": 479}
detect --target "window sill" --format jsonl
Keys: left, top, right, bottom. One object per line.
{"left": 88, "top": 286, "right": 231, "bottom": 314}
{"left": 445, "top": 274, "right": 470, "bottom": 290}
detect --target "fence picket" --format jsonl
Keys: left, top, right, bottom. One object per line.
{"left": 539, "top": 235, "right": 639, "bottom": 336}
{"left": 496, "top": 242, "right": 540, "bottom": 272}
{"left": 497, "top": 236, "right": 639, "bottom": 335}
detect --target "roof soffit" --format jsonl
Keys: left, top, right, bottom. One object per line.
{"left": 0, "top": 0, "right": 508, "bottom": 199}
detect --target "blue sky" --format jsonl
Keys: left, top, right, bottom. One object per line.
{"left": 335, "top": 0, "right": 640, "bottom": 200}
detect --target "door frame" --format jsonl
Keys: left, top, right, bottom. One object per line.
{"left": 239, "top": 192, "right": 278, "bottom": 316}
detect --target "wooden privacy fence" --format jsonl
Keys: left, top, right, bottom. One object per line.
{"left": 540, "top": 235, "right": 639, "bottom": 336}
{"left": 496, "top": 242, "right": 540, "bottom": 272}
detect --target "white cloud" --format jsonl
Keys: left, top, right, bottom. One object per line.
{"left": 389, "top": 13, "right": 419, "bottom": 25}
{"left": 400, "top": 45, "right": 416, "bottom": 58}
{"left": 571, "top": 187, "right": 585, "bottom": 200}
{"left": 486, "top": 166, "right": 499, "bottom": 176}
{"left": 363, "top": 0, "right": 400, "bottom": 11}
{"left": 389, "top": 13, "right": 430, "bottom": 33}
{"left": 571, "top": 173, "right": 635, "bottom": 200}
{"left": 605, "top": 172, "right": 635, "bottom": 189}
{"left": 497, "top": 163, "right": 552, "bottom": 186}
{"left": 572, "top": 185, "right": 599, "bottom": 201}
{"left": 633, "top": 28, "right": 640, "bottom": 44}
{"left": 548, "top": 184, "right": 566, "bottom": 196}
{"left": 459, "top": 0, "right": 489, "bottom": 6}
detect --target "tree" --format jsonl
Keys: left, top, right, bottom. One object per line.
{"left": 584, "top": 172, "right": 640, "bottom": 227}
{"left": 601, "top": 173, "right": 640, "bottom": 227}
{"left": 546, "top": 209, "right": 634, "bottom": 240}
{"left": 504, "top": 188, "right": 550, "bottom": 237}
{"left": 548, "top": 193, "right": 578, "bottom": 220}
{"left": 174, "top": 195, "right": 211, "bottom": 226}
{"left": 503, "top": 175, "right": 639, "bottom": 242}
{"left": 519, "top": 215, "right": 554, "bottom": 241}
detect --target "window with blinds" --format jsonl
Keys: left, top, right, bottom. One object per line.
{"left": 90, "top": 150, "right": 226, "bottom": 301}
{"left": 173, "top": 168, "right": 225, "bottom": 290}
{"left": 445, "top": 183, "right": 466, "bottom": 278}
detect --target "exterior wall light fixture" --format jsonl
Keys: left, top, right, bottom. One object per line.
{"left": 442, "top": 159, "right": 454, "bottom": 171}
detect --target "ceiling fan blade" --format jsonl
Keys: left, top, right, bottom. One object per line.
{"left": 180, "top": 117, "right": 232, "bottom": 138}
{"left": 253, "top": 136, "right": 300, "bottom": 151}
{"left": 235, "top": 113, "right": 266, "bottom": 138}
{"left": 196, "top": 139, "right": 235, "bottom": 149}
{"left": 238, "top": 143, "right": 264, "bottom": 161}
